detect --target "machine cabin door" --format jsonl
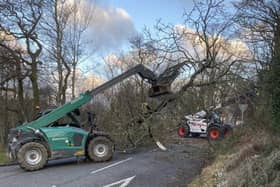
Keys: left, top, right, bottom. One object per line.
{"left": 40, "top": 126, "right": 88, "bottom": 158}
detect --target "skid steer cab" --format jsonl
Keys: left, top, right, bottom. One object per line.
{"left": 8, "top": 108, "right": 113, "bottom": 171}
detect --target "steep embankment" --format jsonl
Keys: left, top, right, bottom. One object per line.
{"left": 189, "top": 126, "right": 280, "bottom": 187}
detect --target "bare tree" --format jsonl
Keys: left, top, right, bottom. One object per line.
{"left": 234, "top": 0, "right": 280, "bottom": 128}
{"left": 0, "top": 0, "right": 43, "bottom": 116}
{"left": 0, "top": 39, "right": 28, "bottom": 121}
{"left": 66, "top": 0, "right": 94, "bottom": 99}
{"left": 145, "top": 0, "right": 250, "bottom": 107}
{"left": 43, "top": 0, "right": 72, "bottom": 105}
{"left": 0, "top": 0, "right": 44, "bottom": 143}
{"left": 43, "top": 0, "right": 94, "bottom": 104}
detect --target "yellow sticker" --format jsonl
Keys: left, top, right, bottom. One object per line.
{"left": 75, "top": 150, "right": 85, "bottom": 156}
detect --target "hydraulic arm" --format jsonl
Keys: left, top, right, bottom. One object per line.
{"left": 90, "top": 64, "right": 157, "bottom": 95}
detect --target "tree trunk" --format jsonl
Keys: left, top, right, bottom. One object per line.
{"left": 30, "top": 61, "right": 40, "bottom": 116}
{"left": 16, "top": 62, "right": 26, "bottom": 122}
{"left": 56, "top": 58, "right": 63, "bottom": 104}
{"left": 71, "top": 64, "right": 76, "bottom": 99}
{"left": 61, "top": 60, "right": 71, "bottom": 104}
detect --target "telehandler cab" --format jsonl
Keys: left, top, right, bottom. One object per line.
{"left": 7, "top": 64, "right": 184, "bottom": 171}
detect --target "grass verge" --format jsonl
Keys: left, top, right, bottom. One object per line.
{"left": 0, "top": 145, "right": 9, "bottom": 164}
{"left": 188, "top": 125, "right": 280, "bottom": 187}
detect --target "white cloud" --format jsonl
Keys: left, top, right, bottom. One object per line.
{"left": 87, "top": 5, "right": 136, "bottom": 52}
{"left": 173, "top": 24, "right": 252, "bottom": 61}
{"left": 64, "top": 0, "right": 136, "bottom": 53}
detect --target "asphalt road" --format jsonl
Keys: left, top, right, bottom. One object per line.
{"left": 0, "top": 138, "right": 207, "bottom": 187}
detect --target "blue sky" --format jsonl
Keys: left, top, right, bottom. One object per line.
{"left": 87, "top": 0, "right": 195, "bottom": 71}
{"left": 107, "top": 0, "right": 194, "bottom": 31}
{"left": 88, "top": 0, "right": 195, "bottom": 55}
{"left": 85, "top": 0, "right": 235, "bottom": 75}
{"left": 89, "top": 0, "right": 235, "bottom": 54}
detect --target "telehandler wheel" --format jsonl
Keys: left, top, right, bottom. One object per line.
{"left": 17, "top": 142, "right": 48, "bottom": 171}
{"left": 87, "top": 136, "right": 113, "bottom": 162}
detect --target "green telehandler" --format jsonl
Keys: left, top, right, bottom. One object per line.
{"left": 7, "top": 63, "right": 184, "bottom": 171}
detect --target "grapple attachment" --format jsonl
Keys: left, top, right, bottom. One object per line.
{"left": 148, "top": 62, "right": 185, "bottom": 97}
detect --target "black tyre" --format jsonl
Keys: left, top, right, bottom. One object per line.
{"left": 207, "top": 126, "right": 223, "bottom": 140}
{"left": 87, "top": 136, "right": 113, "bottom": 162}
{"left": 178, "top": 125, "right": 190, "bottom": 137}
{"left": 17, "top": 142, "right": 48, "bottom": 171}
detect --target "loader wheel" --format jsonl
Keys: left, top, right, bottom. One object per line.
{"left": 17, "top": 142, "right": 48, "bottom": 171}
{"left": 87, "top": 136, "right": 113, "bottom": 162}
{"left": 207, "top": 126, "right": 222, "bottom": 140}
{"left": 178, "top": 125, "right": 189, "bottom": 137}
